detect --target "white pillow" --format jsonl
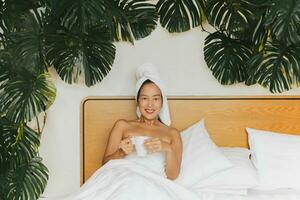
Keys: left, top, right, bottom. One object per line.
{"left": 192, "top": 147, "right": 258, "bottom": 195}
{"left": 175, "top": 120, "right": 233, "bottom": 187}
{"left": 247, "top": 128, "right": 300, "bottom": 190}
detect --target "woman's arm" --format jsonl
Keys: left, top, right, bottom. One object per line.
{"left": 164, "top": 129, "right": 182, "bottom": 180}
{"left": 144, "top": 128, "right": 182, "bottom": 180}
{"left": 102, "top": 148, "right": 126, "bottom": 165}
{"left": 102, "top": 119, "right": 133, "bottom": 164}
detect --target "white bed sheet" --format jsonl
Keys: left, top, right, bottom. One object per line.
{"left": 197, "top": 189, "right": 300, "bottom": 200}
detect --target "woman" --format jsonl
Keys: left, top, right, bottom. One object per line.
{"left": 62, "top": 64, "right": 200, "bottom": 200}
{"left": 102, "top": 77, "right": 182, "bottom": 179}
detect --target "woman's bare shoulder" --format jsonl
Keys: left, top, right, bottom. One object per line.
{"left": 165, "top": 126, "right": 179, "bottom": 133}
{"left": 113, "top": 119, "right": 137, "bottom": 128}
{"left": 113, "top": 119, "right": 129, "bottom": 128}
{"left": 167, "top": 126, "right": 181, "bottom": 138}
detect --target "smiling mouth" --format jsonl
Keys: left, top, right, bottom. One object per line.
{"left": 145, "top": 109, "right": 155, "bottom": 114}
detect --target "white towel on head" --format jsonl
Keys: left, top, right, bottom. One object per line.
{"left": 135, "top": 63, "right": 171, "bottom": 126}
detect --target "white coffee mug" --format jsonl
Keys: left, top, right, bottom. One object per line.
{"left": 132, "top": 136, "right": 150, "bottom": 157}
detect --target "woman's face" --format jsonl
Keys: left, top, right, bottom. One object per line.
{"left": 138, "top": 82, "right": 162, "bottom": 121}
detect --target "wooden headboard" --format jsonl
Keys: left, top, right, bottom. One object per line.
{"left": 80, "top": 96, "right": 300, "bottom": 185}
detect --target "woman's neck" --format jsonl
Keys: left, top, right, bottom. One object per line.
{"left": 139, "top": 116, "right": 159, "bottom": 126}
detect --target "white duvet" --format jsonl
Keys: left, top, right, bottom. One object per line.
{"left": 62, "top": 158, "right": 201, "bottom": 200}
{"left": 48, "top": 151, "right": 300, "bottom": 200}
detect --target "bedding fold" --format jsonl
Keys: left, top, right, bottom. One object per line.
{"left": 60, "top": 159, "right": 202, "bottom": 200}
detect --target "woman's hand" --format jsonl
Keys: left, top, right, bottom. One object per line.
{"left": 119, "top": 137, "right": 134, "bottom": 155}
{"left": 144, "top": 138, "right": 172, "bottom": 153}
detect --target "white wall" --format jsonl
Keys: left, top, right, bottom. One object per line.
{"left": 39, "top": 24, "right": 300, "bottom": 198}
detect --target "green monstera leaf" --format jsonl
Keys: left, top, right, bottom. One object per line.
{"left": 5, "top": 157, "right": 48, "bottom": 200}
{"left": 206, "top": 0, "right": 257, "bottom": 40}
{"left": 0, "top": 71, "right": 56, "bottom": 124}
{"left": 45, "top": 25, "right": 116, "bottom": 87}
{"left": 0, "top": 51, "right": 10, "bottom": 85}
{"left": 0, "top": 118, "right": 48, "bottom": 200}
{"left": 247, "top": 41, "right": 300, "bottom": 93}
{"left": 157, "top": 0, "right": 206, "bottom": 33}
{"left": 48, "top": 0, "right": 105, "bottom": 29}
{"left": 0, "top": 0, "right": 46, "bottom": 37}
{"left": 6, "top": 11, "right": 49, "bottom": 76}
{"left": 0, "top": 118, "right": 40, "bottom": 168}
{"left": 251, "top": 13, "right": 269, "bottom": 49}
{"left": 204, "top": 31, "right": 253, "bottom": 84}
{"left": 264, "top": 0, "right": 300, "bottom": 45}
{"left": 45, "top": 0, "right": 117, "bottom": 86}
{"left": 106, "top": 0, "right": 158, "bottom": 43}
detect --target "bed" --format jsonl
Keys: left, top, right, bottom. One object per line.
{"left": 79, "top": 96, "right": 300, "bottom": 200}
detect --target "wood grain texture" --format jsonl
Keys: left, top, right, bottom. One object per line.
{"left": 80, "top": 96, "right": 300, "bottom": 185}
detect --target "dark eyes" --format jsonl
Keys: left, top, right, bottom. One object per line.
{"left": 140, "top": 97, "right": 160, "bottom": 101}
